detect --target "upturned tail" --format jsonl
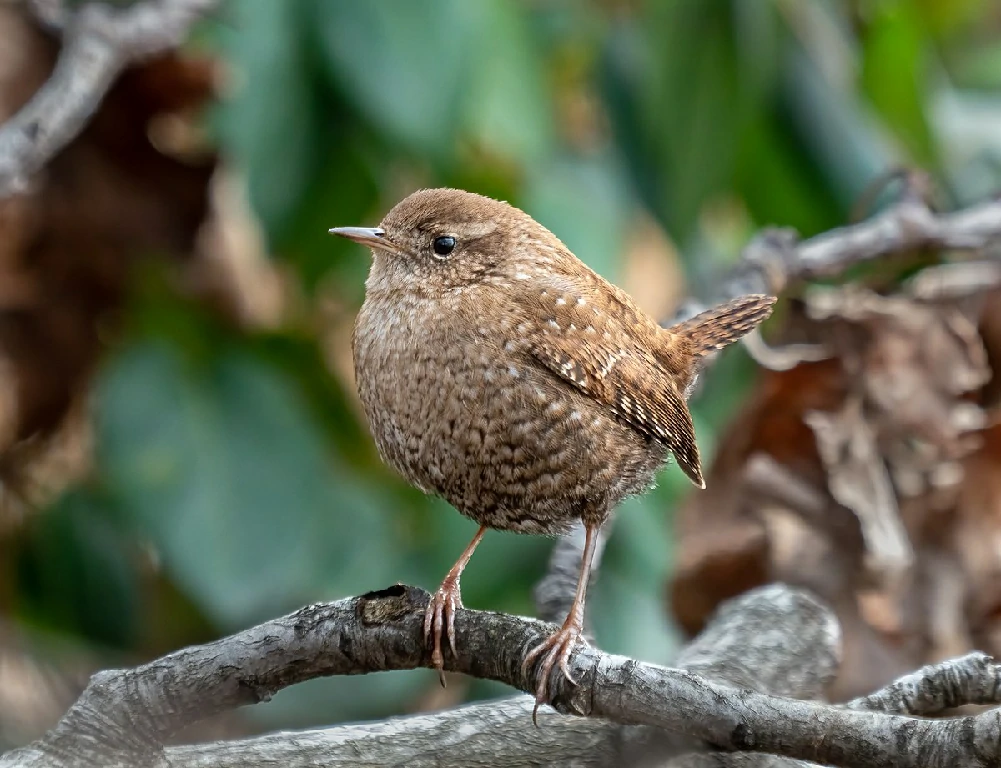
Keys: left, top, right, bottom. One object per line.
{"left": 657, "top": 294, "right": 774, "bottom": 490}
{"left": 676, "top": 294, "right": 776, "bottom": 358}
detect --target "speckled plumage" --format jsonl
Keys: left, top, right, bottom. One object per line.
{"left": 351, "top": 188, "right": 771, "bottom": 531}
{"left": 334, "top": 187, "right": 775, "bottom": 708}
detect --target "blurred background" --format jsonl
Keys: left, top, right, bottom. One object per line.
{"left": 2, "top": 0, "right": 1001, "bottom": 748}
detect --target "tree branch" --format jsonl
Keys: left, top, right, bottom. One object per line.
{"left": 167, "top": 697, "right": 620, "bottom": 768}
{"left": 666, "top": 756, "right": 819, "bottom": 768}
{"left": 847, "top": 652, "right": 1001, "bottom": 716}
{"left": 705, "top": 196, "right": 1001, "bottom": 308}
{"left": 4, "top": 582, "right": 1001, "bottom": 768}
{"left": 4, "top": 584, "right": 834, "bottom": 768}
{"left": 0, "top": 0, "right": 219, "bottom": 197}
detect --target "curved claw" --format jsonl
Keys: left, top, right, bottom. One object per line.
{"left": 424, "top": 578, "right": 463, "bottom": 687}
{"left": 522, "top": 624, "right": 587, "bottom": 725}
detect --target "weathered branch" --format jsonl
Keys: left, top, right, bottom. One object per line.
{"left": 5, "top": 582, "right": 1001, "bottom": 768}
{"left": 663, "top": 645, "right": 1001, "bottom": 768}
{"left": 847, "top": 652, "right": 1001, "bottom": 716}
{"left": 672, "top": 192, "right": 1001, "bottom": 394}
{"left": 712, "top": 196, "right": 1001, "bottom": 307}
{"left": 666, "top": 757, "right": 820, "bottom": 768}
{"left": 617, "top": 583, "right": 839, "bottom": 768}
{"left": 0, "top": 0, "right": 218, "bottom": 197}
{"left": 166, "top": 694, "right": 618, "bottom": 767}
{"left": 3, "top": 584, "right": 836, "bottom": 768}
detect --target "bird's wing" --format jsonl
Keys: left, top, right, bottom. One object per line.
{"left": 521, "top": 286, "right": 704, "bottom": 487}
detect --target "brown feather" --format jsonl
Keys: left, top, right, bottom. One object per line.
{"left": 522, "top": 275, "right": 705, "bottom": 488}
{"left": 672, "top": 295, "right": 776, "bottom": 358}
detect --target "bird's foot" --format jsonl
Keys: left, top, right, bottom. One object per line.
{"left": 522, "top": 618, "right": 586, "bottom": 725}
{"left": 423, "top": 576, "right": 463, "bottom": 687}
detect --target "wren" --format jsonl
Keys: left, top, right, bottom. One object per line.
{"left": 331, "top": 188, "right": 775, "bottom": 711}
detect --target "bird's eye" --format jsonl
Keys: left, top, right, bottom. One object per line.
{"left": 432, "top": 236, "right": 456, "bottom": 257}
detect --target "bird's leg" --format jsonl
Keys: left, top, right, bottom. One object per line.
{"left": 424, "top": 525, "right": 487, "bottom": 686}
{"left": 522, "top": 522, "right": 599, "bottom": 722}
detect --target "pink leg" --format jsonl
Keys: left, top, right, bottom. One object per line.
{"left": 424, "top": 525, "right": 487, "bottom": 685}
{"left": 522, "top": 523, "right": 600, "bottom": 723}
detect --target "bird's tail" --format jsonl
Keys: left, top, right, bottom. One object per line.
{"left": 674, "top": 294, "right": 776, "bottom": 358}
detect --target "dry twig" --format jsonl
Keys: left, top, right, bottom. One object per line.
{"left": 0, "top": 0, "right": 218, "bottom": 196}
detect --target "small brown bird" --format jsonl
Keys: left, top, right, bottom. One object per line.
{"left": 331, "top": 188, "right": 774, "bottom": 709}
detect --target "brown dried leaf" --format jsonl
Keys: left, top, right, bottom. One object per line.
{"left": 669, "top": 278, "right": 997, "bottom": 699}
{"left": 804, "top": 396, "right": 913, "bottom": 588}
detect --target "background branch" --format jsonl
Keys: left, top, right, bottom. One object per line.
{"left": 0, "top": 0, "right": 218, "bottom": 196}
{"left": 681, "top": 194, "right": 1001, "bottom": 314}
{"left": 534, "top": 520, "right": 613, "bottom": 626}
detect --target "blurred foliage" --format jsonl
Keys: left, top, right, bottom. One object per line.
{"left": 7, "top": 0, "right": 1001, "bottom": 740}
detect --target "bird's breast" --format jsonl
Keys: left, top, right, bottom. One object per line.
{"left": 351, "top": 288, "right": 666, "bottom": 530}
{"left": 352, "top": 291, "right": 502, "bottom": 484}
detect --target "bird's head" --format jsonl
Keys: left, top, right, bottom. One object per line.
{"left": 330, "top": 188, "right": 560, "bottom": 294}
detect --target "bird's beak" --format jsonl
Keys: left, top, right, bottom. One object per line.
{"left": 329, "top": 226, "right": 395, "bottom": 254}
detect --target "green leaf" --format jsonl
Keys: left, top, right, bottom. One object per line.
{"left": 523, "top": 155, "right": 632, "bottom": 281}
{"left": 781, "top": 46, "right": 897, "bottom": 208}
{"left": 860, "top": 4, "right": 937, "bottom": 165}
{"left": 95, "top": 341, "right": 395, "bottom": 629}
{"left": 461, "top": 0, "right": 554, "bottom": 162}
{"left": 16, "top": 490, "right": 139, "bottom": 647}
{"left": 950, "top": 40, "right": 1001, "bottom": 90}
{"left": 214, "top": 0, "right": 320, "bottom": 238}
{"left": 602, "top": 2, "right": 767, "bottom": 245}
{"left": 279, "top": 134, "right": 380, "bottom": 294}
{"left": 914, "top": 0, "right": 989, "bottom": 37}
{"left": 736, "top": 113, "right": 844, "bottom": 237}
{"left": 313, "top": 0, "right": 480, "bottom": 156}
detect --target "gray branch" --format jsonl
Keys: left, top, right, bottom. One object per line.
{"left": 167, "top": 697, "right": 619, "bottom": 768}
{"left": 685, "top": 195, "right": 1001, "bottom": 313}
{"left": 0, "top": 0, "right": 219, "bottom": 197}
{"left": 4, "top": 584, "right": 837, "bottom": 768}
{"left": 4, "top": 583, "right": 1001, "bottom": 768}
{"left": 666, "top": 757, "right": 819, "bottom": 768}
{"left": 164, "top": 584, "right": 838, "bottom": 768}
{"left": 847, "top": 652, "right": 1001, "bottom": 715}
{"left": 667, "top": 191, "right": 1001, "bottom": 389}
